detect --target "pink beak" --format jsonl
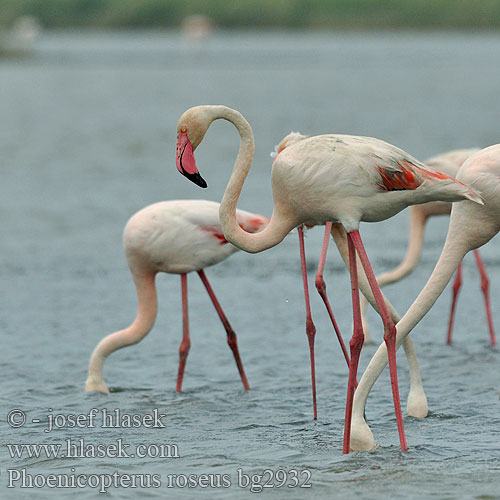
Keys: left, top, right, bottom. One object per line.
{"left": 176, "top": 131, "right": 207, "bottom": 188}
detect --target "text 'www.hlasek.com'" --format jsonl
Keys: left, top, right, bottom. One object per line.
{"left": 5, "top": 408, "right": 313, "bottom": 493}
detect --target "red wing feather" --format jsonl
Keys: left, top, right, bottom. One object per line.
{"left": 377, "top": 160, "right": 456, "bottom": 192}
{"left": 377, "top": 161, "right": 422, "bottom": 191}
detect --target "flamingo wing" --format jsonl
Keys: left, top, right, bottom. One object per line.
{"left": 372, "top": 149, "right": 483, "bottom": 204}
{"left": 375, "top": 159, "right": 454, "bottom": 192}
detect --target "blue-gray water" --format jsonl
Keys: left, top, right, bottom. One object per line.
{"left": 1, "top": 30, "right": 500, "bottom": 499}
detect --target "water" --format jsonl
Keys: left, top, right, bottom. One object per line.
{"left": 1, "top": 30, "right": 500, "bottom": 499}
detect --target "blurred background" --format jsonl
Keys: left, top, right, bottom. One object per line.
{"left": 1, "top": 2, "right": 500, "bottom": 499}
{"left": 1, "top": 0, "right": 500, "bottom": 30}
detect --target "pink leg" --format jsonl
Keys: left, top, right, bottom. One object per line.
{"left": 176, "top": 273, "right": 190, "bottom": 392}
{"left": 446, "top": 262, "right": 463, "bottom": 345}
{"left": 473, "top": 249, "right": 496, "bottom": 346}
{"left": 315, "top": 222, "right": 351, "bottom": 367}
{"left": 197, "top": 269, "right": 251, "bottom": 390}
{"left": 343, "top": 232, "right": 364, "bottom": 454}
{"left": 298, "top": 225, "right": 318, "bottom": 420}
{"left": 346, "top": 230, "right": 407, "bottom": 452}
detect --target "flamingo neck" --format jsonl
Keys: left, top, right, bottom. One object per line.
{"left": 395, "top": 193, "right": 500, "bottom": 345}
{"left": 212, "top": 107, "right": 293, "bottom": 253}
{"left": 87, "top": 273, "right": 158, "bottom": 381}
{"left": 395, "top": 236, "right": 467, "bottom": 343}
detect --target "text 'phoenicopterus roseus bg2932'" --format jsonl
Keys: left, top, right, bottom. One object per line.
{"left": 349, "top": 144, "right": 500, "bottom": 452}
{"left": 175, "top": 105, "right": 482, "bottom": 453}
{"left": 360, "top": 148, "right": 495, "bottom": 346}
{"left": 85, "top": 199, "right": 269, "bottom": 394}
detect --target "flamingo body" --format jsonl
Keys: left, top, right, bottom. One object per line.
{"left": 272, "top": 135, "right": 481, "bottom": 231}
{"left": 86, "top": 199, "right": 268, "bottom": 394}
{"left": 125, "top": 200, "right": 266, "bottom": 274}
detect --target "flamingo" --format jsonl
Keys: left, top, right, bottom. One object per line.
{"left": 273, "top": 133, "right": 427, "bottom": 423}
{"left": 85, "top": 199, "right": 269, "bottom": 394}
{"left": 174, "top": 105, "right": 482, "bottom": 453}
{"left": 360, "top": 148, "right": 496, "bottom": 346}
{"left": 346, "top": 144, "right": 500, "bottom": 452}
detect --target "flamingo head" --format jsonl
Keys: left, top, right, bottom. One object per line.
{"left": 176, "top": 106, "right": 215, "bottom": 189}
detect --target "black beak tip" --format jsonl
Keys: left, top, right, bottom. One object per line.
{"left": 182, "top": 171, "right": 208, "bottom": 188}
{"left": 193, "top": 172, "right": 208, "bottom": 188}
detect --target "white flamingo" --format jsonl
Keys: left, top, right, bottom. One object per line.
{"left": 346, "top": 144, "right": 500, "bottom": 451}
{"left": 274, "top": 133, "right": 426, "bottom": 423}
{"left": 360, "top": 148, "right": 495, "bottom": 346}
{"left": 174, "top": 105, "right": 482, "bottom": 453}
{"left": 85, "top": 199, "right": 269, "bottom": 394}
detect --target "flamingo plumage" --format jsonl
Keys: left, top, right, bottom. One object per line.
{"left": 348, "top": 144, "right": 500, "bottom": 451}
{"left": 85, "top": 199, "right": 269, "bottom": 394}
{"left": 360, "top": 148, "right": 495, "bottom": 346}
{"left": 175, "top": 105, "right": 482, "bottom": 453}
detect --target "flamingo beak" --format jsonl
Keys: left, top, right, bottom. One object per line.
{"left": 176, "top": 131, "right": 207, "bottom": 188}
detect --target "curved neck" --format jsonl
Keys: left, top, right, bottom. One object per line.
{"left": 215, "top": 107, "right": 294, "bottom": 253}
{"left": 87, "top": 273, "right": 157, "bottom": 379}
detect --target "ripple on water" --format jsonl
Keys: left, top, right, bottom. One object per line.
{"left": 3, "top": 30, "right": 500, "bottom": 500}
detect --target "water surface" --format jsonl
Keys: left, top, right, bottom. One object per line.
{"left": 1, "top": 30, "right": 500, "bottom": 498}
